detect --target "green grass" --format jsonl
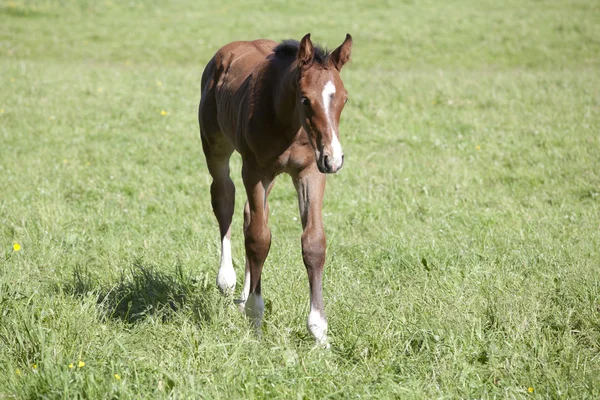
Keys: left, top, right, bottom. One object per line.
{"left": 1, "top": 0, "right": 600, "bottom": 398}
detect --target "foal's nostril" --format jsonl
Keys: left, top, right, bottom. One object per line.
{"left": 323, "top": 155, "right": 331, "bottom": 171}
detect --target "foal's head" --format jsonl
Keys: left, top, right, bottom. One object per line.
{"left": 295, "top": 33, "right": 352, "bottom": 174}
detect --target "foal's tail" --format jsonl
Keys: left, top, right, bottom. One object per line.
{"left": 200, "top": 57, "right": 216, "bottom": 95}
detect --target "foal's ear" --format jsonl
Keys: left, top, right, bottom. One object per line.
{"left": 297, "top": 33, "right": 314, "bottom": 67}
{"left": 329, "top": 33, "right": 353, "bottom": 71}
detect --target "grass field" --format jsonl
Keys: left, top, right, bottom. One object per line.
{"left": 1, "top": 0, "right": 600, "bottom": 398}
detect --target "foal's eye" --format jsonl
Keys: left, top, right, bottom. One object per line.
{"left": 301, "top": 97, "right": 310, "bottom": 107}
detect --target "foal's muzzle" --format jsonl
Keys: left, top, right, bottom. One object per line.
{"left": 317, "top": 153, "right": 344, "bottom": 174}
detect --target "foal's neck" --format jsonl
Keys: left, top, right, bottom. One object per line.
{"left": 273, "top": 64, "right": 301, "bottom": 135}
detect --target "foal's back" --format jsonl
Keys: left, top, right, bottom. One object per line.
{"left": 209, "top": 40, "right": 275, "bottom": 88}
{"left": 199, "top": 40, "right": 278, "bottom": 150}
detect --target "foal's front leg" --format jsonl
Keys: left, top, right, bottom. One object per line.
{"left": 293, "top": 166, "right": 329, "bottom": 345}
{"left": 241, "top": 162, "right": 274, "bottom": 328}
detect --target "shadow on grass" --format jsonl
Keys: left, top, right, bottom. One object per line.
{"left": 63, "top": 260, "right": 216, "bottom": 324}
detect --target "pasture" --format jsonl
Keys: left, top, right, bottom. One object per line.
{"left": 1, "top": 0, "right": 599, "bottom": 397}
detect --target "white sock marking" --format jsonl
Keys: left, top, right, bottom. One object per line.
{"left": 216, "top": 237, "right": 236, "bottom": 294}
{"left": 236, "top": 259, "right": 252, "bottom": 312}
{"left": 307, "top": 307, "right": 328, "bottom": 345}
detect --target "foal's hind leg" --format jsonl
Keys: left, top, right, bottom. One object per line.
{"left": 237, "top": 200, "right": 252, "bottom": 311}
{"left": 201, "top": 135, "right": 236, "bottom": 294}
{"left": 293, "top": 165, "right": 329, "bottom": 345}
{"left": 211, "top": 156, "right": 237, "bottom": 294}
{"left": 199, "top": 60, "right": 238, "bottom": 294}
{"left": 199, "top": 102, "right": 236, "bottom": 294}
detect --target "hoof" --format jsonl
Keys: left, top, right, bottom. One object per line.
{"left": 245, "top": 293, "right": 264, "bottom": 329}
{"left": 234, "top": 298, "right": 246, "bottom": 314}
{"left": 216, "top": 267, "right": 236, "bottom": 296}
{"left": 307, "top": 310, "right": 329, "bottom": 346}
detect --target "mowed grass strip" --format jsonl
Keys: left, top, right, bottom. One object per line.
{"left": 1, "top": 0, "right": 599, "bottom": 398}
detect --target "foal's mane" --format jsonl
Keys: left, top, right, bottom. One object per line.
{"left": 274, "top": 39, "right": 331, "bottom": 65}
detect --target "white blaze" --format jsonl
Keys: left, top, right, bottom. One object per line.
{"left": 322, "top": 80, "right": 336, "bottom": 122}
{"left": 321, "top": 80, "right": 343, "bottom": 170}
{"left": 330, "top": 134, "right": 343, "bottom": 166}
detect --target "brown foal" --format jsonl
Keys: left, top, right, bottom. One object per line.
{"left": 198, "top": 33, "right": 352, "bottom": 344}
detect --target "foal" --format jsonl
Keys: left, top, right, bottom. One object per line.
{"left": 198, "top": 33, "right": 352, "bottom": 343}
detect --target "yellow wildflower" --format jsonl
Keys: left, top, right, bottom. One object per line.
{"left": 32, "top": 364, "right": 37, "bottom": 370}
{"left": 528, "top": 387, "right": 534, "bottom": 393}
{"left": 69, "top": 363, "right": 74, "bottom": 369}
{"left": 16, "top": 369, "right": 21, "bottom": 375}
{"left": 156, "top": 80, "right": 163, "bottom": 87}
{"left": 160, "top": 110, "right": 168, "bottom": 116}
{"left": 114, "top": 373, "right": 121, "bottom": 380}
{"left": 0, "top": 108, "right": 4, "bottom": 114}
{"left": 476, "top": 145, "right": 481, "bottom": 151}
{"left": 78, "top": 361, "right": 85, "bottom": 368}
{"left": 13, "top": 243, "right": 21, "bottom": 252}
